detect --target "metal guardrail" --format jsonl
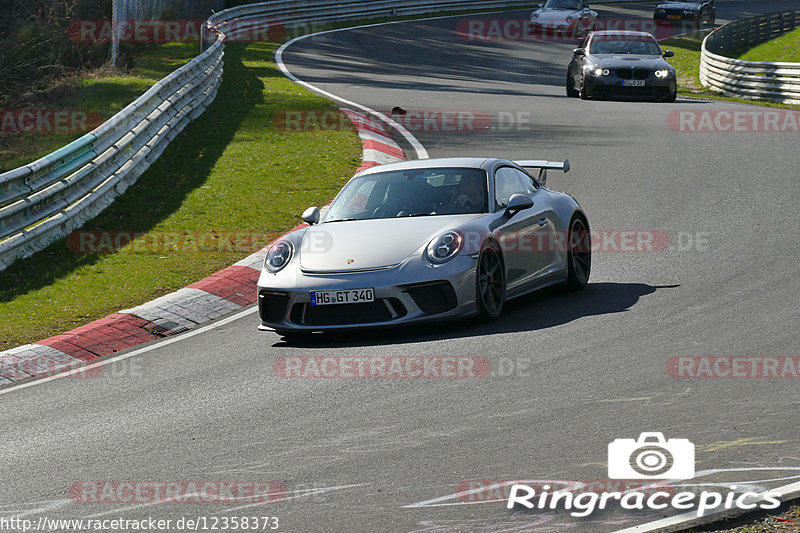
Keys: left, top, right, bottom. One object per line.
{"left": 0, "top": 39, "right": 225, "bottom": 271}
{"left": 700, "top": 10, "right": 800, "bottom": 104}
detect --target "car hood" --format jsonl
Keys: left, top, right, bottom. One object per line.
{"left": 589, "top": 54, "right": 671, "bottom": 69}
{"left": 299, "top": 215, "right": 477, "bottom": 272}
{"left": 657, "top": 2, "right": 700, "bottom": 10}
{"left": 532, "top": 8, "right": 579, "bottom": 23}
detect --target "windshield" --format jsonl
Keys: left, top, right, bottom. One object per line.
{"left": 321, "top": 167, "right": 489, "bottom": 222}
{"left": 589, "top": 35, "right": 662, "bottom": 55}
{"left": 543, "top": 0, "right": 582, "bottom": 10}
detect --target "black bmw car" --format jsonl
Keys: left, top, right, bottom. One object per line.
{"left": 566, "top": 30, "right": 677, "bottom": 101}
{"left": 653, "top": 0, "right": 716, "bottom": 27}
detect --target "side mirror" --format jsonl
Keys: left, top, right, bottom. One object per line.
{"left": 505, "top": 194, "right": 534, "bottom": 216}
{"left": 572, "top": 48, "right": 585, "bottom": 56}
{"left": 663, "top": 50, "right": 674, "bottom": 58}
{"left": 301, "top": 206, "right": 320, "bottom": 225}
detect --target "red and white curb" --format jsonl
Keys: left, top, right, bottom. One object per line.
{"left": 0, "top": 108, "right": 406, "bottom": 385}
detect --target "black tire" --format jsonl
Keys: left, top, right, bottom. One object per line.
{"left": 566, "top": 72, "right": 579, "bottom": 97}
{"left": 565, "top": 216, "right": 591, "bottom": 291}
{"left": 579, "top": 74, "right": 590, "bottom": 100}
{"left": 476, "top": 241, "right": 505, "bottom": 320}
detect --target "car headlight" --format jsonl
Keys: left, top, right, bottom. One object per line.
{"left": 592, "top": 67, "right": 610, "bottom": 76}
{"left": 531, "top": 12, "right": 540, "bottom": 20}
{"left": 265, "top": 240, "right": 293, "bottom": 273}
{"left": 425, "top": 231, "right": 463, "bottom": 264}
{"left": 654, "top": 69, "right": 671, "bottom": 78}
{"left": 566, "top": 15, "right": 573, "bottom": 22}
{"left": 655, "top": 8, "right": 665, "bottom": 14}
{"left": 682, "top": 9, "right": 695, "bottom": 15}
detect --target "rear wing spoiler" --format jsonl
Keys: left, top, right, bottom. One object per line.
{"left": 514, "top": 159, "right": 570, "bottom": 185}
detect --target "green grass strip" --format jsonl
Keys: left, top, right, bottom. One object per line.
{"left": 738, "top": 26, "right": 800, "bottom": 63}
{"left": 0, "top": 41, "right": 361, "bottom": 350}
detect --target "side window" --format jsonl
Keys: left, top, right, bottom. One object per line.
{"left": 494, "top": 167, "right": 535, "bottom": 209}
{"left": 516, "top": 168, "right": 538, "bottom": 195}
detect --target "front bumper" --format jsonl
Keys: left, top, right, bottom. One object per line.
{"left": 653, "top": 12, "right": 699, "bottom": 25}
{"left": 257, "top": 254, "right": 479, "bottom": 332}
{"left": 584, "top": 71, "right": 676, "bottom": 100}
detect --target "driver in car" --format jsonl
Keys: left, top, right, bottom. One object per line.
{"left": 454, "top": 173, "right": 485, "bottom": 212}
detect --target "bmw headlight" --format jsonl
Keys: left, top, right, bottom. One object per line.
{"left": 265, "top": 240, "right": 293, "bottom": 273}
{"left": 592, "top": 67, "right": 610, "bottom": 76}
{"left": 531, "top": 11, "right": 540, "bottom": 20}
{"left": 682, "top": 9, "right": 695, "bottom": 15}
{"left": 654, "top": 69, "right": 671, "bottom": 78}
{"left": 565, "top": 15, "right": 573, "bottom": 22}
{"left": 425, "top": 231, "right": 463, "bottom": 264}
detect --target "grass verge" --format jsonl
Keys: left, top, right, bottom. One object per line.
{"left": 739, "top": 27, "right": 800, "bottom": 63}
{"left": 0, "top": 40, "right": 361, "bottom": 350}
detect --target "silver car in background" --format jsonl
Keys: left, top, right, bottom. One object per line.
{"left": 530, "top": 0, "right": 600, "bottom": 40}
{"left": 257, "top": 157, "right": 590, "bottom": 336}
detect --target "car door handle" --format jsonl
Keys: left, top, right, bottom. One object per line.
{"left": 538, "top": 218, "right": 548, "bottom": 227}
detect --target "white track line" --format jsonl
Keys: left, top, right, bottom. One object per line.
{"left": 275, "top": 17, "right": 474, "bottom": 160}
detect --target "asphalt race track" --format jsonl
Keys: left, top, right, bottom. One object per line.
{"left": 1, "top": 1, "right": 799, "bottom": 532}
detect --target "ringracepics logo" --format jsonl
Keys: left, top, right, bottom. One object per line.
{"left": 506, "top": 433, "right": 782, "bottom": 517}
{"left": 608, "top": 432, "right": 693, "bottom": 479}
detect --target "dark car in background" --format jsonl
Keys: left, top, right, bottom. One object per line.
{"left": 566, "top": 30, "right": 677, "bottom": 101}
{"left": 653, "top": 0, "right": 716, "bottom": 27}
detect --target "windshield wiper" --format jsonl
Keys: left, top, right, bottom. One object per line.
{"left": 323, "top": 217, "right": 359, "bottom": 223}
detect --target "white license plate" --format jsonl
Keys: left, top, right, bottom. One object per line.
{"left": 310, "top": 288, "right": 375, "bottom": 306}
{"left": 622, "top": 80, "right": 646, "bottom": 87}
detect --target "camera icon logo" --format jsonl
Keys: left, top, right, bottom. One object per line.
{"left": 608, "top": 432, "right": 695, "bottom": 479}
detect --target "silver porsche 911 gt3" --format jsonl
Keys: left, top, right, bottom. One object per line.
{"left": 257, "top": 157, "right": 590, "bottom": 336}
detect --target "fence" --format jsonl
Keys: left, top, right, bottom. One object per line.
{"left": 700, "top": 10, "right": 800, "bottom": 104}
